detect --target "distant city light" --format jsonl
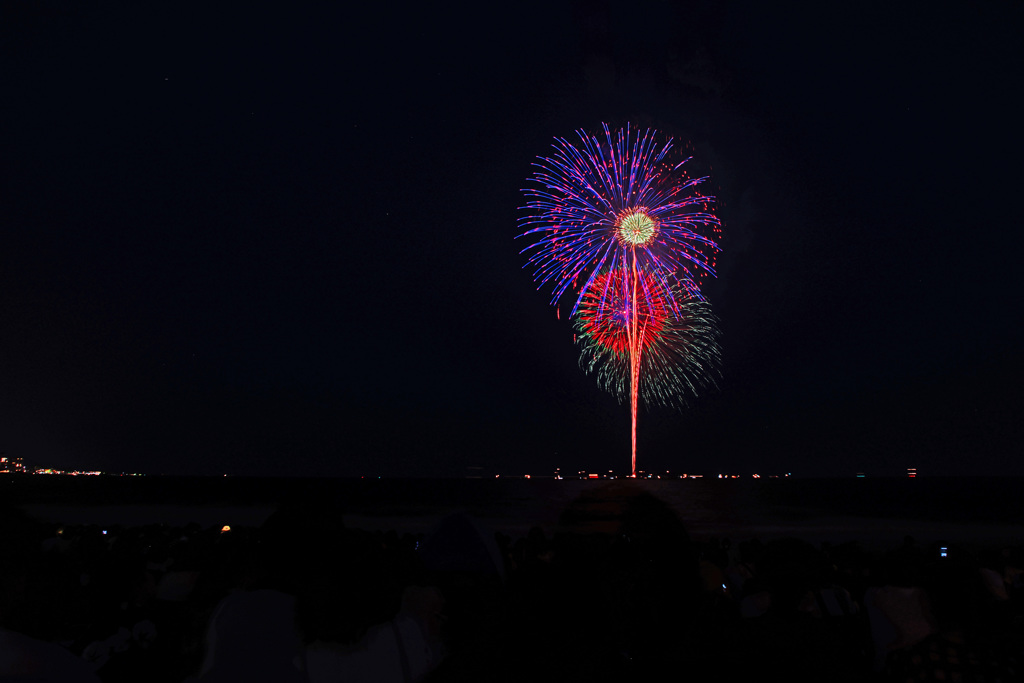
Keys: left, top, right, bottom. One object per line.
{"left": 481, "top": 468, "right": 781, "bottom": 480}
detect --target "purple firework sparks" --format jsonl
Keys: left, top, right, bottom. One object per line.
{"left": 518, "top": 123, "right": 722, "bottom": 316}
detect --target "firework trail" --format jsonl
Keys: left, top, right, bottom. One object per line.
{"left": 574, "top": 270, "right": 721, "bottom": 473}
{"left": 518, "top": 123, "right": 721, "bottom": 475}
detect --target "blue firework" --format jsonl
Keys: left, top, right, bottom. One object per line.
{"left": 518, "top": 123, "right": 722, "bottom": 315}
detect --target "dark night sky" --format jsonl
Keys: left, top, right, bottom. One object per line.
{"left": 2, "top": 0, "right": 1022, "bottom": 477}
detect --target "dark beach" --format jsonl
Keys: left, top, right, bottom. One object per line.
{"left": 9, "top": 475, "right": 1024, "bottom": 550}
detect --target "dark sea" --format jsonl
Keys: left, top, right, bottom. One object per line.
{"left": 5, "top": 475, "right": 1024, "bottom": 551}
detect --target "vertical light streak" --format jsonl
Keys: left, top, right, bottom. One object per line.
{"left": 627, "top": 248, "right": 641, "bottom": 477}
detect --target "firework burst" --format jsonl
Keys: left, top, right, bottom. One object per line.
{"left": 518, "top": 123, "right": 722, "bottom": 475}
{"left": 575, "top": 270, "right": 721, "bottom": 411}
{"left": 518, "top": 122, "right": 721, "bottom": 316}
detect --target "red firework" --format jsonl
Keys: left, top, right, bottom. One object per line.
{"left": 575, "top": 265, "right": 721, "bottom": 476}
{"left": 575, "top": 270, "right": 672, "bottom": 357}
{"left": 576, "top": 258, "right": 666, "bottom": 476}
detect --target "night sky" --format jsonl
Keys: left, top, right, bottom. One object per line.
{"left": 2, "top": 0, "right": 1022, "bottom": 477}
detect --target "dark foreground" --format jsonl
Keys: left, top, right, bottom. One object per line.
{"left": 1, "top": 476, "right": 1023, "bottom": 681}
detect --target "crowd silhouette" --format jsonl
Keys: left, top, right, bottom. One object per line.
{"left": 1, "top": 486, "right": 1021, "bottom": 681}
